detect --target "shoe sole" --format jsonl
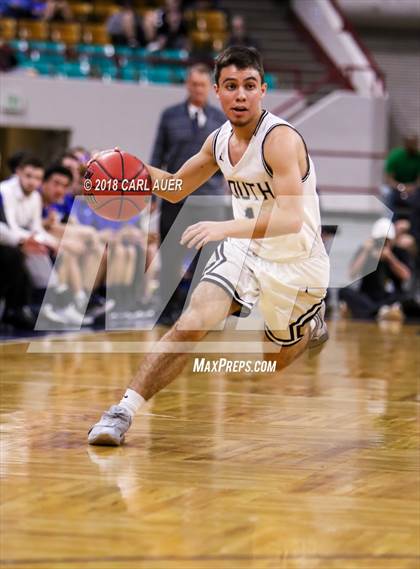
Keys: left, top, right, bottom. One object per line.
{"left": 308, "top": 329, "right": 329, "bottom": 354}
{"left": 88, "top": 431, "right": 124, "bottom": 446}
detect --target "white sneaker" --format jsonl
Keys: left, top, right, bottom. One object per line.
{"left": 309, "top": 302, "right": 329, "bottom": 350}
{"left": 59, "top": 303, "right": 94, "bottom": 326}
{"left": 40, "top": 303, "right": 68, "bottom": 324}
{"left": 88, "top": 405, "right": 132, "bottom": 446}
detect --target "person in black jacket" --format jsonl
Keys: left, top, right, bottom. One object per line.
{"left": 339, "top": 218, "right": 412, "bottom": 321}
{"left": 150, "top": 63, "right": 226, "bottom": 325}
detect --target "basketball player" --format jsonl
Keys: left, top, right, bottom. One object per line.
{"left": 88, "top": 46, "right": 330, "bottom": 445}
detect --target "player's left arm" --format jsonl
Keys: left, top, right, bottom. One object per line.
{"left": 181, "top": 127, "right": 304, "bottom": 249}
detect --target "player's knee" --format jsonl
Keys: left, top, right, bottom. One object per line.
{"left": 175, "top": 306, "right": 212, "bottom": 339}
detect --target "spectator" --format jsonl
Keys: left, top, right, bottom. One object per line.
{"left": 0, "top": 197, "right": 41, "bottom": 330}
{"left": 0, "top": 157, "right": 57, "bottom": 259}
{"left": 226, "top": 14, "right": 259, "bottom": 50}
{"left": 61, "top": 152, "right": 83, "bottom": 196}
{"left": 55, "top": 152, "right": 84, "bottom": 223}
{"left": 339, "top": 218, "right": 412, "bottom": 321}
{"left": 384, "top": 134, "right": 420, "bottom": 218}
{"left": 0, "top": 157, "right": 91, "bottom": 326}
{"left": 140, "top": 9, "right": 160, "bottom": 51}
{"left": 69, "top": 146, "right": 91, "bottom": 167}
{"left": 106, "top": 1, "right": 143, "bottom": 47}
{"left": 157, "top": 0, "right": 189, "bottom": 51}
{"left": 42, "top": 0, "right": 72, "bottom": 22}
{"left": 6, "top": 150, "right": 30, "bottom": 177}
{"left": 41, "top": 165, "right": 116, "bottom": 320}
{"left": 150, "top": 63, "right": 226, "bottom": 325}
{"left": 69, "top": 198, "right": 147, "bottom": 314}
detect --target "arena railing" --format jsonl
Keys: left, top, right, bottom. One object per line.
{"left": 328, "top": 0, "right": 386, "bottom": 94}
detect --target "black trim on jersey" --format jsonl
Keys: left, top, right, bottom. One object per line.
{"left": 201, "top": 275, "right": 253, "bottom": 317}
{"left": 261, "top": 124, "right": 311, "bottom": 182}
{"left": 252, "top": 110, "right": 268, "bottom": 137}
{"left": 264, "top": 298, "right": 324, "bottom": 346}
{"left": 212, "top": 127, "right": 222, "bottom": 163}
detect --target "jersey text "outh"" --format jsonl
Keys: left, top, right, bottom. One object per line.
{"left": 227, "top": 180, "right": 275, "bottom": 201}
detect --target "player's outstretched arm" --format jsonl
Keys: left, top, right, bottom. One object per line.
{"left": 146, "top": 133, "right": 219, "bottom": 204}
{"left": 181, "top": 127, "right": 305, "bottom": 249}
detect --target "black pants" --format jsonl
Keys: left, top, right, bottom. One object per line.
{"left": 158, "top": 196, "right": 228, "bottom": 317}
{"left": 0, "top": 245, "right": 32, "bottom": 311}
{"left": 339, "top": 287, "right": 403, "bottom": 319}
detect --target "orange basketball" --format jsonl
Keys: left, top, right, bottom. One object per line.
{"left": 83, "top": 149, "right": 152, "bottom": 221}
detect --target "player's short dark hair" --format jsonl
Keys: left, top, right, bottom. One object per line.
{"left": 17, "top": 156, "right": 44, "bottom": 171}
{"left": 44, "top": 164, "right": 73, "bottom": 183}
{"left": 214, "top": 46, "right": 264, "bottom": 85}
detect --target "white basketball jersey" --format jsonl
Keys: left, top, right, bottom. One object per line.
{"left": 213, "top": 110, "right": 325, "bottom": 262}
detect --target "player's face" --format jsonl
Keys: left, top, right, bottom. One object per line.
{"left": 43, "top": 174, "right": 70, "bottom": 204}
{"left": 186, "top": 71, "right": 211, "bottom": 107}
{"left": 215, "top": 66, "right": 266, "bottom": 127}
{"left": 17, "top": 166, "right": 44, "bottom": 195}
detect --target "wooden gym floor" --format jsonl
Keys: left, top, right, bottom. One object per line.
{"left": 0, "top": 320, "right": 419, "bottom": 569}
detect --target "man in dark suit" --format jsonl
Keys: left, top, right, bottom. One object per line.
{"left": 150, "top": 63, "right": 227, "bottom": 325}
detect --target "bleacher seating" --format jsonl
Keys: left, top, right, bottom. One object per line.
{"left": 0, "top": 18, "right": 17, "bottom": 40}
{"left": 50, "top": 22, "right": 81, "bottom": 43}
{"left": 18, "top": 19, "right": 48, "bottom": 41}
{"left": 70, "top": 3, "right": 93, "bottom": 23}
{"left": 82, "top": 23, "right": 110, "bottom": 45}
{"left": 0, "top": 3, "right": 278, "bottom": 88}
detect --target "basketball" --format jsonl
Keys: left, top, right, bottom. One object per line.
{"left": 83, "top": 149, "right": 152, "bottom": 221}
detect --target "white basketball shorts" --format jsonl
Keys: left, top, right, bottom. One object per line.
{"left": 201, "top": 238, "right": 329, "bottom": 346}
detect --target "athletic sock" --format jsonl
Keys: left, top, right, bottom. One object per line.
{"left": 119, "top": 388, "right": 146, "bottom": 418}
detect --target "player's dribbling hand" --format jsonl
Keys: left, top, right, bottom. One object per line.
{"left": 181, "top": 221, "right": 228, "bottom": 250}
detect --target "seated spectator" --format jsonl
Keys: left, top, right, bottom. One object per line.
{"left": 55, "top": 152, "right": 84, "bottom": 223}
{"left": 226, "top": 14, "right": 258, "bottom": 50}
{"left": 42, "top": 0, "right": 72, "bottom": 21}
{"left": 69, "top": 146, "right": 91, "bottom": 167}
{"left": 40, "top": 165, "right": 114, "bottom": 320}
{"left": 6, "top": 150, "right": 30, "bottom": 177}
{"left": 61, "top": 152, "right": 83, "bottom": 196}
{"left": 339, "top": 218, "right": 412, "bottom": 322}
{"left": 140, "top": 9, "right": 160, "bottom": 51}
{"left": 70, "top": 198, "right": 147, "bottom": 313}
{"left": 0, "top": 157, "right": 92, "bottom": 327}
{"left": 157, "top": 0, "right": 189, "bottom": 51}
{"left": 0, "top": 197, "right": 40, "bottom": 330}
{"left": 384, "top": 134, "right": 420, "bottom": 218}
{"left": 0, "top": 157, "right": 57, "bottom": 259}
{"left": 106, "top": 0, "right": 143, "bottom": 47}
